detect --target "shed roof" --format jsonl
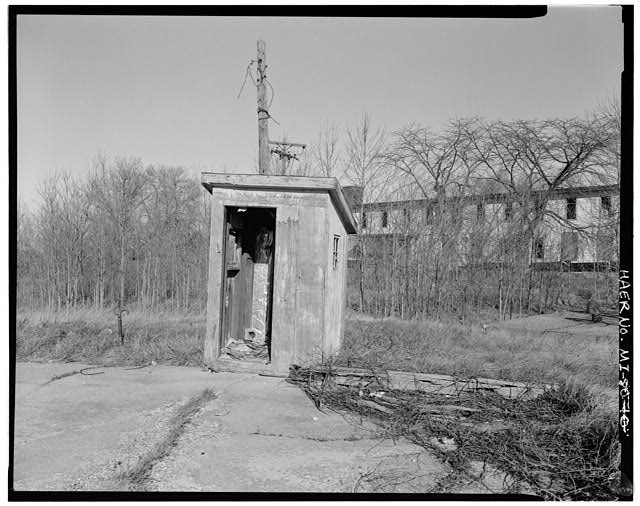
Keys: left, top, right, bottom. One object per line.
{"left": 201, "top": 173, "right": 358, "bottom": 234}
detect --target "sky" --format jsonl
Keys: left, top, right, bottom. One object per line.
{"left": 16, "top": 8, "right": 623, "bottom": 208}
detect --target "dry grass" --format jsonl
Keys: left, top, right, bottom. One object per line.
{"left": 339, "top": 314, "right": 617, "bottom": 389}
{"left": 290, "top": 367, "right": 621, "bottom": 500}
{"left": 16, "top": 307, "right": 617, "bottom": 394}
{"left": 16, "top": 308, "right": 206, "bottom": 367}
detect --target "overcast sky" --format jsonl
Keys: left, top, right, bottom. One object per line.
{"left": 17, "top": 8, "right": 623, "bottom": 207}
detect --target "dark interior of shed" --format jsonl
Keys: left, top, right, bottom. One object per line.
{"left": 221, "top": 207, "right": 276, "bottom": 362}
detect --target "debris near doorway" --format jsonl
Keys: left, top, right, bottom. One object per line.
{"left": 219, "top": 206, "right": 275, "bottom": 364}
{"left": 224, "top": 338, "right": 269, "bottom": 361}
{"left": 288, "top": 365, "right": 620, "bottom": 500}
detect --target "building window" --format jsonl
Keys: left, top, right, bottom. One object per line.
{"left": 381, "top": 210, "right": 388, "bottom": 228}
{"left": 333, "top": 235, "right": 340, "bottom": 269}
{"left": 361, "top": 211, "right": 367, "bottom": 229}
{"left": 596, "top": 232, "right": 616, "bottom": 261}
{"left": 470, "top": 232, "right": 483, "bottom": 259}
{"left": 504, "top": 202, "right": 513, "bottom": 221}
{"left": 403, "top": 208, "right": 409, "bottom": 221}
{"left": 566, "top": 198, "right": 577, "bottom": 220}
{"left": 426, "top": 205, "right": 434, "bottom": 222}
{"left": 561, "top": 231, "right": 579, "bottom": 262}
{"left": 533, "top": 238, "right": 544, "bottom": 260}
{"left": 601, "top": 196, "right": 612, "bottom": 217}
{"left": 477, "top": 203, "right": 485, "bottom": 221}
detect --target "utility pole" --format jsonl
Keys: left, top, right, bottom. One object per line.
{"left": 269, "top": 139, "right": 306, "bottom": 175}
{"left": 257, "top": 40, "right": 270, "bottom": 175}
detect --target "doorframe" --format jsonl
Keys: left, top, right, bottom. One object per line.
{"left": 218, "top": 205, "right": 229, "bottom": 356}
{"left": 219, "top": 205, "right": 277, "bottom": 360}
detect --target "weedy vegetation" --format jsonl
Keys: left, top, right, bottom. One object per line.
{"left": 290, "top": 367, "right": 620, "bottom": 500}
{"left": 16, "top": 308, "right": 206, "bottom": 367}
{"left": 339, "top": 315, "right": 617, "bottom": 389}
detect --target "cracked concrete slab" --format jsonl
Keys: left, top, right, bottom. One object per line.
{"left": 13, "top": 362, "right": 445, "bottom": 493}
{"left": 146, "top": 373, "right": 443, "bottom": 492}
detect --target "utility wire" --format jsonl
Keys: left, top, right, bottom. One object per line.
{"left": 265, "top": 77, "right": 275, "bottom": 111}
{"left": 237, "top": 60, "right": 257, "bottom": 100}
{"left": 237, "top": 59, "right": 280, "bottom": 126}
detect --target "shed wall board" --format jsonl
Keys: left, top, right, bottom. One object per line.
{"left": 209, "top": 188, "right": 327, "bottom": 209}
{"left": 340, "top": 227, "right": 348, "bottom": 343}
{"left": 294, "top": 204, "right": 327, "bottom": 366}
{"left": 204, "top": 197, "right": 225, "bottom": 368}
{"left": 271, "top": 204, "right": 299, "bottom": 371}
{"left": 323, "top": 205, "right": 348, "bottom": 357}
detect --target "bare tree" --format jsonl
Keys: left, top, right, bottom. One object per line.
{"left": 313, "top": 122, "right": 341, "bottom": 177}
{"left": 355, "top": 112, "right": 619, "bottom": 321}
{"left": 343, "top": 112, "right": 387, "bottom": 312}
{"left": 17, "top": 155, "right": 214, "bottom": 314}
{"left": 388, "top": 119, "right": 479, "bottom": 199}
{"left": 16, "top": 108, "right": 619, "bottom": 322}
{"left": 293, "top": 147, "right": 314, "bottom": 176}
{"left": 88, "top": 155, "right": 146, "bottom": 306}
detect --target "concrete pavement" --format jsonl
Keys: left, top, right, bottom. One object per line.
{"left": 13, "top": 362, "right": 444, "bottom": 492}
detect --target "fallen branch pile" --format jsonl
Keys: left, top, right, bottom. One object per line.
{"left": 291, "top": 365, "right": 547, "bottom": 399}
{"left": 288, "top": 365, "right": 620, "bottom": 500}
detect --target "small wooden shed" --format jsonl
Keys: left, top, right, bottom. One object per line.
{"left": 201, "top": 173, "right": 358, "bottom": 374}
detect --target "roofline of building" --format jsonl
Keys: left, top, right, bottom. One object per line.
{"left": 360, "top": 184, "right": 620, "bottom": 212}
{"left": 201, "top": 172, "right": 358, "bottom": 234}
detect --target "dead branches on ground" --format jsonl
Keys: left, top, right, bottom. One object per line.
{"left": 289, "top": 365, "right": 620, "bottom": 500}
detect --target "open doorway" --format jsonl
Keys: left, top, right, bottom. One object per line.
{"left": 221, "top": 207, "right": 276, "bottom": 363}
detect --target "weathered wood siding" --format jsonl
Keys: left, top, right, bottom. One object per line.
{"left": 271, "top": 203, "right": 298, "bottom": 371}
{"left": 322, "top": 204, "right": 348, "bottom": 358}
{"left": 293, "top": 202, "right": 328, "bottom": 366}
{"left": 203, "top": 187, "right": 334, "bottom": 373}
{"left": 204, "top": 195, "right": 225, "bottom": 369}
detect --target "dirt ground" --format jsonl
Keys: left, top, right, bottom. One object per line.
{"left": 13, "top": 363, "right": 457, "bottom": 493}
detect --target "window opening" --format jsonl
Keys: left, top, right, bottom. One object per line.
{"left": 333, "top": 235, "right": 340, "bottom": 269}
{"left": 561, "top": 231, "right": 579, "bottom": 261}
{"left": 381, "top": 210, "right": 388, "bottom": 228}
{"left": 362, "top": 211, "right": 367, "bottom": 229}
{"left": 504, "top": 202, "right": 513, "bottom": 221}
{"left": 601, "top": 196, "right": 612, "bottom": 217}
{"left": 534, "top": 238, "right": 544, "bottom": 260}
{"left": 566, "top": 198, "right": 577, "bottom": 220}
{"left": 534, "top": 196, "right": 545, "bottom": 214}
{"left": 426, "top": 205, "right": 434, "bottom": 222}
